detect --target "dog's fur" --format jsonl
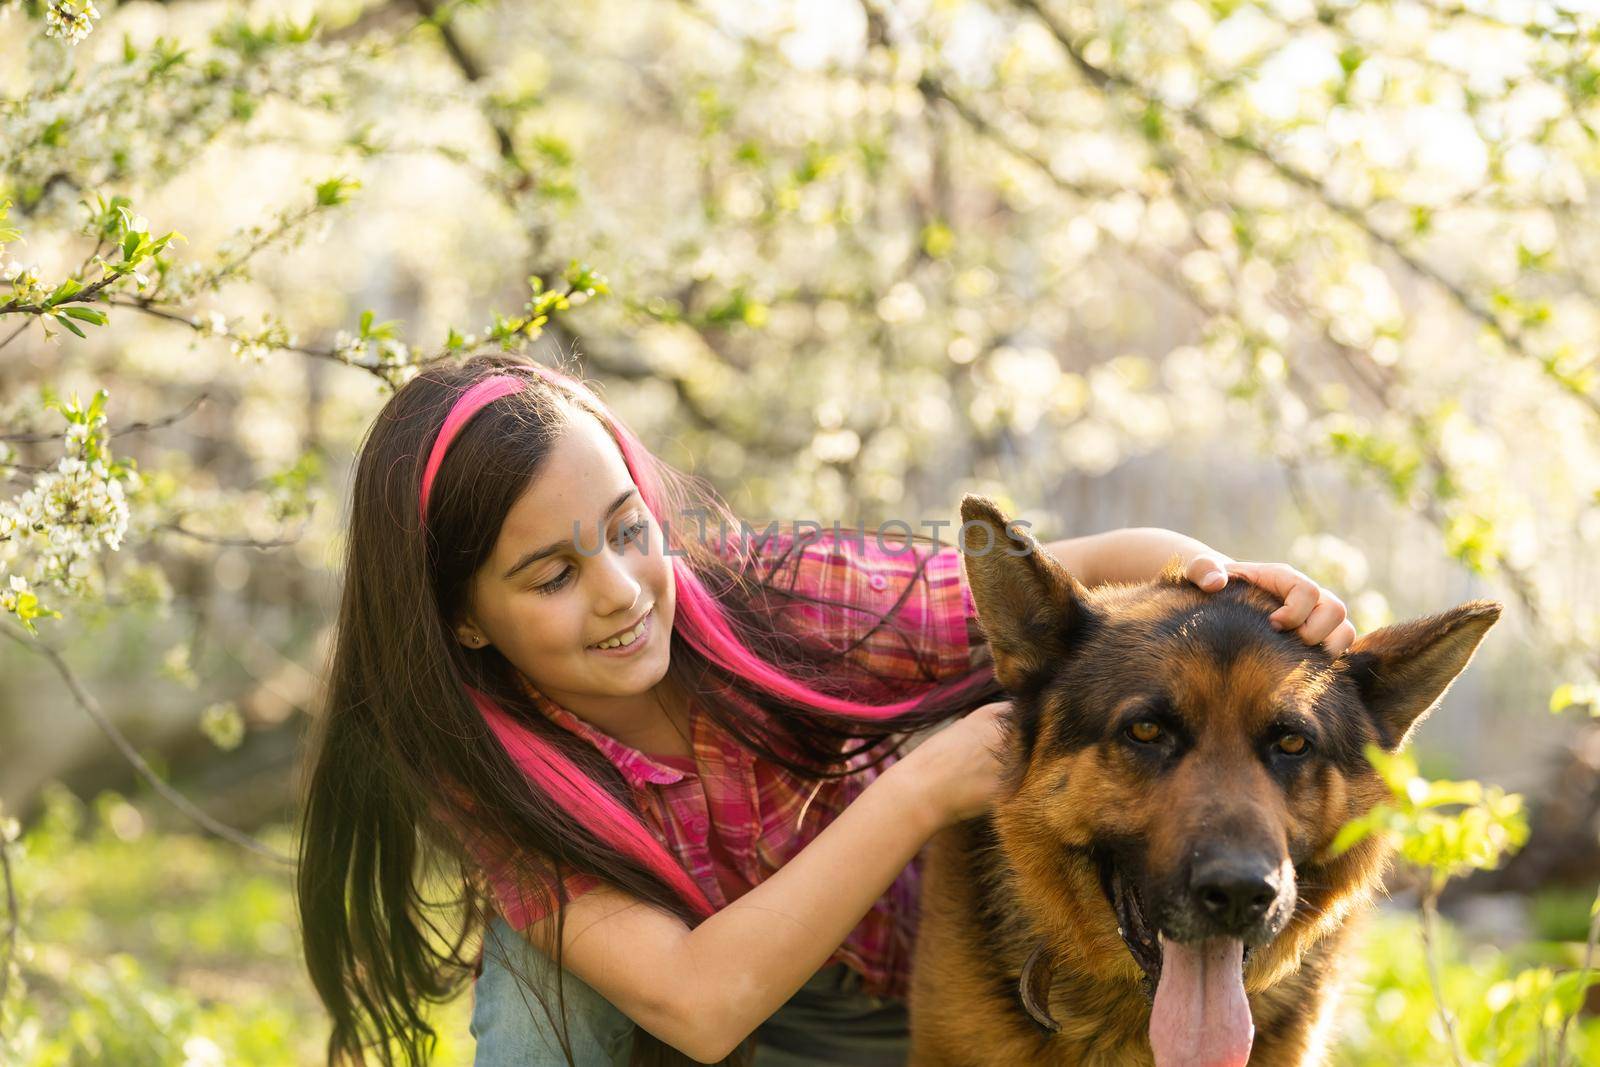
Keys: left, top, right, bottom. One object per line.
{"left": 908, "top": 496, "right": 1502, "bottom": 1066}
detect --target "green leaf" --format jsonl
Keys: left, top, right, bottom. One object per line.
{"left": 531, "top": 135, "right": 573, "bottom": 167}
{"left": 53, "top": 313, "right": 87, "bottom": 339}
{"left": 61, "top": 306, "right": 108, "bottom": 326}
{"left": 314, "top": 175, "right": 360, "bottom": 206}
{"left": 1364, "top": 743, "right": 1417, "bottom": 796}
{"left": 921, "top": 220, "right": 955, "bottom": 258}
{"left": 1550, "top": 681, "right": 1600, "bottom": 715}
{"left": 1139, "top": 104, "right": 1165, "bottom": 142}
{"left": 1328, "top": 810, "right": 1383, "bottom": 857}
{"left": 1418, "top": 779, "right": 1484, "bottom": 808}
{"left": 46, "top": 277, "right": 85, "bottom": 306}
{"left": 562, "top": 260, "right": 610, "bottom": 296}
{"left": 1549, "top": 967, "right": 1600, "bottom": 1016}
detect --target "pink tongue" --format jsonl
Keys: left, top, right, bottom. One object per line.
{"left": 1149, "top": 937, "right": 1254, "bottom": 1067}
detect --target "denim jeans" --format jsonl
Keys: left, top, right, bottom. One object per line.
{"left": 470, "top": 915, "right": 909, "bottom": 1066}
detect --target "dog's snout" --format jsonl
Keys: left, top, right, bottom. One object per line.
{"left": 1190, "top": 854, "right": 1280, "bottom": 933}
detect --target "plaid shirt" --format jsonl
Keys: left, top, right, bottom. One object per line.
{"left": 483, "top": 529, "right": 979, "bottom": 1001}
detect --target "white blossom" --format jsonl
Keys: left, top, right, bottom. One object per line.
{"left": 42, "top": 0, "right": 99, "bottom": 44}
{"left": 196, "top": 310, "right": 229, "bottom": 337}
{"left": 0, "top": 408, "right": 133, "bottom": 626}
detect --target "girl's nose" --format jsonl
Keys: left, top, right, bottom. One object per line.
{"left": 590, "top": 539, "right": 644, "bottom": 616}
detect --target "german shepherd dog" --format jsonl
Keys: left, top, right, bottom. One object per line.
{"left": 908, "top": 496, "right": 1502, "bottom": 1067}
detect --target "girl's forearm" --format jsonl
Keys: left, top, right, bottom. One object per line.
{"left": 1057, "top": 526, "right": 1218, "bottom": 586}
{"left": 676, "top": 755, "right": 941, "bottom": 1059}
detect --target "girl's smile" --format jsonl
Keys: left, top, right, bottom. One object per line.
{"left": 587, "top": 604, "right": 656, "bottom": 655}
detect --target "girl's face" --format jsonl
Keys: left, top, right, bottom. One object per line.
{"left": 455, "top": 412, "right": 676, "bottom": 703}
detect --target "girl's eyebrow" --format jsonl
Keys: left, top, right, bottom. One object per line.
{"left": 502, "top": 487, "right": 638, "bottom": 581}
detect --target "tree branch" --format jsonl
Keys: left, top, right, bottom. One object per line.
{"left": 0, "top": 392, "right": 209, "bottom": 444}
{"left": 157, "top": 518, "right": 305, "bottom": 550}
{"left": 1009, "top": 0, "right": 1600, "bottom": 420}
{"left": 0, "top": 624, "right": 293, "bottom": 865}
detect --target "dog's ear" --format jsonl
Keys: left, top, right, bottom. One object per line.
{"left": 1338, "top": 599, "right": 1502, "bottom": 751}
{"left": 958, "top": 494, "right": 1094, "bottom": 695}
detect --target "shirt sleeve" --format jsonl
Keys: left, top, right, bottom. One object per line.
{"left": 475, "top": 843, "right": 605, "bottom": 930}
{"left": 753, "top": 530, "right": 979, "bottom": 689}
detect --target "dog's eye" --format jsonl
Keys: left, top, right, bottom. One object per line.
{"left": 1276, "top": 733, "right": 1311, "bottom": 756}
{"left": 1127, "top": 720, "right": 1163, "bottom": 744}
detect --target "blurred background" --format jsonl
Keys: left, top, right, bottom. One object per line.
{"left": 2, "top": 0, "right": 1599, "bottom": 1062}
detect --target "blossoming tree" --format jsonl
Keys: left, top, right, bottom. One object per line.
{"left": 3, "top": 0, "right": 1599, "bottom": 1061}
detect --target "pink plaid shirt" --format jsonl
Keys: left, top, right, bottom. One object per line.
{"left": 483, "top": 529, "right": 979, "bottom": 1000}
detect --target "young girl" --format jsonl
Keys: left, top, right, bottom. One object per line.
{"left": 295, "top": 353, "right": 1353, "bottom": 1067}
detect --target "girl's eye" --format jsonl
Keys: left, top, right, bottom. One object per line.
{"left": 534, "top": 519, "right": 650, "bottom": 595}
{"left": 616, "top": 517, "right": 649, "bottom": 546}
{"left": 1127, "top": 720, "right": 1163, "bottom": 744}
{"left": 1276, "top": 733, "right": 1311, "bottom": 757}
{"left": 534, "top": 566, "right": 573, "bottom": 595}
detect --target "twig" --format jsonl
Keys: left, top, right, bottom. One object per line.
{"left": 0, "top": 271, "right": 124, "bottom": 318}
{"left": 0, "top": 392, "right": 209, "bottom": 444}
{"left": 0, "top": 624, "right": 293, "bottom": 865}
{"left": 109, "top": 392, "right": 211, "bottom": 438}
{"left": 0, "top": 835, "right": 16, "bottom": 1008}
{"left": 158, "top": 518, "right": 305, "bottom": 550}
{"left": 1553, "top": 877, "right": 1600, "bottom": 1067}
{"left": 0, "top": 319, "right": 30, "bottom": 353}
{"left": 1007, "top": 0, "right": 1600, "bottom": 421}
{"left": 404, "top": 0, "right": 778, "bottom": 446}
{"left": 1420, "top": 883, "right": 1471, "bottom": 1067}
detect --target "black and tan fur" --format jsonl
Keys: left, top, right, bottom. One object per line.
{"left": 908, "top": 496, "right": 1502, "bottom": 1066}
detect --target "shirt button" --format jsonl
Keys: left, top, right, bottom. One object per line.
{"left": 869, "top": 574, "right": 887, "bottom": 591}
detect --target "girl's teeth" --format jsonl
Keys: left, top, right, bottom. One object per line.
{"left": 593, "top": 616, "right": 647, "bottom": 649}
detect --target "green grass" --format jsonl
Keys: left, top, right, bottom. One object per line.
{"left": 2, "top": 784, "right": 472, "bottom": 1066}
{"left": 1333, "top": 909, "right": 1600, "bottom": 1065}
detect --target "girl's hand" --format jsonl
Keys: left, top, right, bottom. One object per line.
{"left": 1184, "top": 552, "right": 1357, "bottom": 656}
{"left": 898, "top": 700, "right": 1014, "bottom": 829}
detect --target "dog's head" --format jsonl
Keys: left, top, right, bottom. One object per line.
{"left": 957, "top": 495, "right": 1501, "bottom": 1067}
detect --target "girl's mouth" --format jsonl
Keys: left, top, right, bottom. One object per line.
{"left": 587, "top": 607, "right": 654, "bottom": 656}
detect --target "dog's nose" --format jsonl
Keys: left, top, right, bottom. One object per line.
{"left": 1190, "top": 855, "right": 1279, "bottom": 932}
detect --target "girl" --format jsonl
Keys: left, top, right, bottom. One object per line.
{"left": 296, "top": 353, "right": 1353, "bottom": 1067}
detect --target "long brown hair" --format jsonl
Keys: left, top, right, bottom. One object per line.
{"left": 295, "top": 351, "right": 1000, "bottom": 1066}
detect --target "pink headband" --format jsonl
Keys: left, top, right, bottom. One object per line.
{"left": 418, "top": 373, "right": 526, "bottom": 526}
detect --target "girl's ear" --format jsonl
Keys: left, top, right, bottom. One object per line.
{"left": 454, "top": 612, "right": 489, "bottom": 649}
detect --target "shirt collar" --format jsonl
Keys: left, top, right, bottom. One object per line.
{"left": 514, "top": 673, "right": 693, "bottom": 788}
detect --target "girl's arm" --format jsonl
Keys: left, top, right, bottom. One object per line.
{"left": 1044, "top": 527, "right": 1357, "bottom": 655}
{"left": 1042, "top": 526, "right": 1218, "bottom": 586}
{"left": 514, "top": 700, "right": 1012, "bottom": 1063}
